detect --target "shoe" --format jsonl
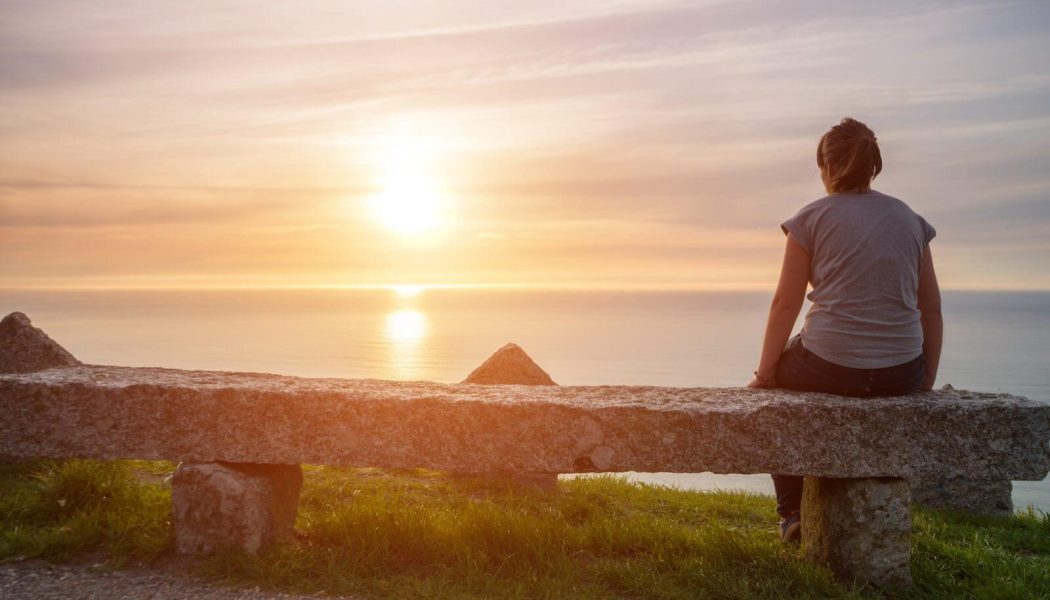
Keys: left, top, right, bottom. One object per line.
{"left": 779, "top": 512, "right": 801, "bottom": 544}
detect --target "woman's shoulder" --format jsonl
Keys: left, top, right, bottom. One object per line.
{"left": 866, "top": 189, "right": 929, "bottom": 220}
{"left": 793, "top": 194, "right": 836, "bottom": 215}
{"left": 789, "top": 190, "right": 930, "bottom": 231}
{"left": 866, "top": 189, "right": 907, "bottom": 206}
{"left": 789, "top": 190, "right": 928, "bottom": 224}
{"left": 812, "top": 189, "right": 917, "bottom": 215}
{"left": 865, "top": 190, "right": 935, "bottom": 242}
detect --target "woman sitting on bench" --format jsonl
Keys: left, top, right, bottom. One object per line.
{"left": 747, "top": 117, "right": 943, "bottom": 543}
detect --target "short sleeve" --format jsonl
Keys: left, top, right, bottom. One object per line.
{"left": 918, "top": 215, "right": 936, "bottom": 246}
{"left": 781, "top": 210, "right": 812, "bottom": 254}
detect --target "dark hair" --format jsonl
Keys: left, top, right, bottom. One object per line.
{"left": 817, "top": 117, "right": 882, "bottom": 193}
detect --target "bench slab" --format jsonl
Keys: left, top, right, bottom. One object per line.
{"left": 2, "top": 365, "right": 1048, "bottom": 481}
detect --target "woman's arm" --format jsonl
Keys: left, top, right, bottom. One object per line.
{"left": 748, "top": 234, "right": 810, "bottom": 388}
{"left": 917, "top": 245, "right": 942, "bottom": 390}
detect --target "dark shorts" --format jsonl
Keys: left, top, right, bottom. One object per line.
{"left": 774, "top": 335, "right": 926, "bottom": 398}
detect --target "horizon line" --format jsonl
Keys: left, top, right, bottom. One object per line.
{"left": 2, "top": 283, "right": 1048, "bottom": 293}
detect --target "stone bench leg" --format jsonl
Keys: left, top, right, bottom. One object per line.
{"left": 172, "top": 462, "right": 303, "bottom": 555}
{"left": 910, "top": 477, "right": 1013, "bottom": 516}
{"left": 801, "top": 476, "right": 912, "bottom": 589}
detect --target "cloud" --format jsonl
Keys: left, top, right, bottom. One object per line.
{"left": 1, "top": 0, "right": 1048, "bottom": 288}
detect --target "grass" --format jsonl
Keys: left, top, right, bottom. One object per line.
{"left": 0, "top": 460, "right": 1048, "bottom": 599}
{"left": 0, "top": 459, "right": 172, "bottom": 563}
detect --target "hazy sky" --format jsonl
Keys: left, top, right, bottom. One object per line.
{"left": 2, "top": 0, "right": 1048, "bottom": 289}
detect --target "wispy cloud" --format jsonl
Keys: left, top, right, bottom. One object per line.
{"left": 1, "top": 0, "right": 1048, "bottom": 289}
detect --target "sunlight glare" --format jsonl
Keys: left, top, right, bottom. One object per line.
{"left": 368, "top": 128, "right": 447, "bottom": 235}
{"left": 385, "top": 309, "right": 426, "bottom": 342}
{"left": 391, "top": 284, "right": 426, "bottom": 298}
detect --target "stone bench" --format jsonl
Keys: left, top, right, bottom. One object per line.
{"left": 2, "top": 312, "right": 1048, "bottom": 589}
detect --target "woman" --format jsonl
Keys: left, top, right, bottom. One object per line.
{"left": 747, "top": 117, "right": 943, "bottom": 543}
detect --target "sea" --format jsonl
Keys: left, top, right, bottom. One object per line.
{"left": 3, "top": 288, "right": 1048, "bottom": 513}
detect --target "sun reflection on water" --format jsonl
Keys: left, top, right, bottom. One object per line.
{"left": 384, "top": 309, "right": 426, "bottom": 380}
{"left": 386, "top": 309, "right": 426, "bottom": 342}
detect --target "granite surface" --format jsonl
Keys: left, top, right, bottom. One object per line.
{"left": 0, "top": 312, "right": 80, "bottom": 374}
{"left": 910, "top": 476, "right": 1014, "bottom": 516}
{"left": 1, "top": 364, "right": 1047, "bottom": 480}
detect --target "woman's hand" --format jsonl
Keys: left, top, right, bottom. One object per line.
{"left": 747, "top": 372, "right": 778, "bottom": 388}
{"left": 919, "top": 371, "right": 936, "bottom": 391}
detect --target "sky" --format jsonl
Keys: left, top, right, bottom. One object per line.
{"left": 2, "top": 0, "right": 1049, "bottom": 290}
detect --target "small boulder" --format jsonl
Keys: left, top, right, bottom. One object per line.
{"left": 462, "top": 343, "right": 556, "bottom": 385}
{"left": 171, "top": 462, "right": 303, "bottom": 555}
{"left": 0, "top": 312, "right": 80, "bottom": 373}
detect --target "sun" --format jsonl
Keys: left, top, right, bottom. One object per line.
{"left": 368, "top": 128, "right": 447, "bottom": 235}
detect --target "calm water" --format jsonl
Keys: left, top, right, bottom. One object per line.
{"left": 3, "top": 288, "right": 1048, "bottom": 511}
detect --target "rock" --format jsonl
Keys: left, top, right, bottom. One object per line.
{"left": 910, "top": 477, "right": 1013, "bottom": 516}
{"left": 171, "top": 462, "right": 303, "bottom": 555}
{"left": 0, "top": 312, "right": 80, "bottom": 373}
{"left": 1, "top": 365, "right": 1048, "bottom": 483}
{"left": 802, "top": 476, "right": 912, "bottom": 589}
{"left": 462, "top": 343, "right": 556, "bottom": 385}
{"left": 459, "top": 344, "right": 559, "bottom": 488}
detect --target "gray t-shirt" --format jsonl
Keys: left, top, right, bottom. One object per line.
{"left": 781, "top": 189, "right": 936, "bottom": 369}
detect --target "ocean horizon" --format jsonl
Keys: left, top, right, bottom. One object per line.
{"left": 3, "top": 287, "right": 1048, "bottom": 512}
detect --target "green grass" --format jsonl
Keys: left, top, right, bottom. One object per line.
{"left": 1, "top": 460, "right": 1048, "bottom": 599}
{"left": 0, "top": 459, "right": 172, "bottom": 563}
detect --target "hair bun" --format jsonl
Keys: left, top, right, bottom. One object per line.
{"left": 838, "top": 117, "right": 875, "bottom": 141}
{"left": 817, "top": 117, "right": 882, "bottom": 192}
